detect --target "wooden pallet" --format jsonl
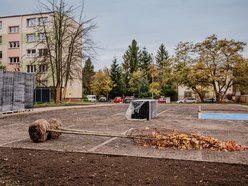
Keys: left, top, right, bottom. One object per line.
{"left": 0, "top": 109, "right": 33, "bottom": 115}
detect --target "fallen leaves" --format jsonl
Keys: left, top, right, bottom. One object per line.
{"left": 132, "top": 128, "right": 247, "bottom": 152}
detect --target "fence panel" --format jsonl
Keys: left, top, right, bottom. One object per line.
{"left": 0, "top": 71, "right": 34, "bottom": 112}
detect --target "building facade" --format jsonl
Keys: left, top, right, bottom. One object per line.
{"left": 0, "top": 12, "right": 82, "bottom": 100}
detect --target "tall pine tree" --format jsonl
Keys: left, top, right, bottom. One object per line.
{"left": 110, "top": 57, "right": 124, "bottom": 98}
{"left": 122, "top": 39, "right": 141, "bottom": 95}
{"left": 123, "top": 40, "right": 141, "bottom": 74}
{"left": 155, "top": 43, "right": 169, "bottom": 70}
{"left": 155, "top": 44, "right": 173, "bottom": 93}
{"left": 82, "top": 58, "right": 95, "bottom": 96}
{"left": 139, "top": 47, "right": 152, "bottom": 71}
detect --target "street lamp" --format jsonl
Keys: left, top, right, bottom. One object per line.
{"left": 151, "top": 53, "right": 154, "bottom": 99}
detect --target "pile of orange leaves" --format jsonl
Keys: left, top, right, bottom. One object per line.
{"left": 132, "top": 128, "right": 247, "bottom": 152}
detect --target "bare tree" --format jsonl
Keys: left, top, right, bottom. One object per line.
{"left": 34, "top": 0, "right": 96, "bottom": 103}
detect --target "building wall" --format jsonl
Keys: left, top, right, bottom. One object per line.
{"left": 0, "top": 13, "right": 82, "bottom": 99}
{"left": 178, "top": 84, "right": 233, "bottom": 101}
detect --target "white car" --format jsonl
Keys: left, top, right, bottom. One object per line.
{"left": 86, "top": 95, "right": 97, "bottom": 102}
{"left": 177, "top": 97, "right": 197, "bottom": 103}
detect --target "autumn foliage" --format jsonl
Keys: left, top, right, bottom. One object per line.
{"left": 132, "top": 128, "right": 246, "bottom": 152}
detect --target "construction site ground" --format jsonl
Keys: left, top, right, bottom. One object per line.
{"left": 0, "top": 103, "right": 248, "bottom": 185}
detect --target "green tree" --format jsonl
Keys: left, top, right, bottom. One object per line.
{"left": 82, "top": 58, "right": 95, "bottom": 95}
{"left": 0, "top": 62, "right": 6, "bottom": 70}
{"left": 155, "top": 43, "right": 169, "bottom": 70}
{"left": 195, "top": 35, "right": 247, "bottom": 102}
{"left": 110, "top": 57, "right": 124, "bottom": 98}
{"left": 173, "top": 41, "right": 210, "bottom": 102}
{"left": 139, "top": 47, "right": 152, "bottom": 83}
{"left": 155, "top": 44, "right": 174, "bottom": 93}
{"left": 122, "top": 39, "right": 141, "bottom": 94}
{"left": 233, "top": 58, "right": 248, "bottom": 94}
{"left": 139, "top": 47, "right": 152, "bottom": 71}
{"left": 128, "top": 69, "right": 148, "bottom": 97}
{"left": 148, "top": 63, "right": 160, "bottom": 98}
{"left": 90, "top": 68, "right": 114, "bottom": 97}
{"left": 123, "top": 40, "right": 141, "bottom": 74}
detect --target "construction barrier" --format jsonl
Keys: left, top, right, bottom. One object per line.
{"left": 0, "top": 71, "right": 34, "bottom": 112}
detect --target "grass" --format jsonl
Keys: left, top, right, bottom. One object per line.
{"left": 33, "top": 101, "right": 96, "bottom": 108}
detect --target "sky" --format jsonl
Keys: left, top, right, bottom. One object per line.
{"left": 1, "top": 0, "right": 248, "bottom": 70}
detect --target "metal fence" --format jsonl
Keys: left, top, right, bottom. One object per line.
{"left": 0, "top": 71, "right": 34, "bottom": 112}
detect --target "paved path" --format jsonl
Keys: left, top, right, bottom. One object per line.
{"left": 0, "top": 104, "right": 247, "bottom": 165}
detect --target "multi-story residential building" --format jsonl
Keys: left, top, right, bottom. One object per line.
{"left": 0, "top": 12, "right": 82, "bottom": 100}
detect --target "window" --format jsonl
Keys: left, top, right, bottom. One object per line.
{"left": 0, "top": 51, "right": 2, "bottom": 59}
{"left": 37, "top": 33, "right": 46, "bottom": 41}
{"left": 27, "top": 49, "right": 36, "bottom": 57}
{"left": 0, "top": 36, "right": 2, "bottom": 44}
{"left": 38, "top": 17, "right": 48, "bottom": 26}
{"left": 27, "top": 18, "right": 36, "bottom": 27}
{"left": 27, "top": 65, "right": 36, "bottom": 73}
{"left": 9, "top": 57, "right": 20, "bottom": 63}
{"left": 38, "top": 48, "right": 48, "bottom": 57}
{"left": 0, "top": 21, "right": 2, "bottom": 29}
{"left": 9, "top": 26, "right": 19, "bottom": 33}
{"left": 9, "top": 41, "right": 20, "bottom": 48}
{"left": 26, "top": 34, "right": 36, "bottom": 42}
{"left": 39, "top": 64, "right": 48, "bottom": 73}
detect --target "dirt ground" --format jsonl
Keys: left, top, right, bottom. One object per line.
{"left": 0, "top": 103, "right": 248, "bottom": 185}
{"left": 0, "top": 147, "right": 248, "bottom": 186}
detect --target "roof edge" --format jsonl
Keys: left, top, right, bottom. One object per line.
{"left": 0, "top": 11, "right": 53, "bottom": 19}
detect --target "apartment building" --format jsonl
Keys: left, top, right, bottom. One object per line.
{"left": 0, "top": 12, "right": 82, "bottom": 100}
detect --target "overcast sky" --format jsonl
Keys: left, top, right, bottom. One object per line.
{"left": 1, "top": 0, "right": 248, "bottom": 69}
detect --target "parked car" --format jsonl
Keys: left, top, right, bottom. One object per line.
{"left": 203, "top": 98, "right": 216, "bottom": 103}
{"left": 113, "top": 96, "right": 124, "bottom": 103}
{"left": 177, "top": 97, "right": 197, "bottom": 103}
{"left": 99, "top": 96, "right": 111, "bottom": 102}
{"left": 124, "top": 96, "right": 134, "bottom": 103}
{"left": 158, "top": 96, "right": 166, "bottom": 103}
{"left": 86, "top": 95, "right": 97, "bottom": 102}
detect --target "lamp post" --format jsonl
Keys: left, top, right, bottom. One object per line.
{"left": 151, "top": 53, "right": 154, "bottom": 99}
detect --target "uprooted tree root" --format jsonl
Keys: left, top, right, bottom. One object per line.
{"left": 28, "top": 119, "right": 62, "bottom": 142}
{"left": 131, "top": 128, "right": 247, "bottom": 152}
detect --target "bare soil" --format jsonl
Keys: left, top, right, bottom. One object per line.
{"left": 0, "top": 147, "right": 248, "bottom": 186}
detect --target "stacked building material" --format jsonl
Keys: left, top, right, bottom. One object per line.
{"left": 0, "top": 71, "right": 34, "bottom": 112}
{"left": 25, "top": 73, "right": 35, "bottom": 109}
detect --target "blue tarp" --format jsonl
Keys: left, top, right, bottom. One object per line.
{"left": 199, "top": 112, "right": 248, "bottom": 120}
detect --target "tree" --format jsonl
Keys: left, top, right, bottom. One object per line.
{"left": 123, "top": 40, "right": 141, "bottom": 74}
{"left": 82, "top": 58, "right": 95, "bottom": 95}
{"left": 155, "top": 44, "right": 174, "bottom": 93}
{"left": 155, "top": 43, "right": 169, "bottom": 70}
{"left": 139, "top": 47, "right": 152, "bottom": 84}
{"left": 233, "top": 58, "right": 248, "bottom": 94}
{"left": 139, "top": 47, "right": 152, "bottom": 71}
{"left": 0, "top": 62, "right": 6, "bottom": 70}
{"left": 128, "top": 69, "right": 148, "bottom": 97}
{"left": 110, "top": 57, "right": 124, "bottom": 98}
{"left": 122, "top": 40, "right": 141, "bottom": 95}
{"left": 37, "top": 0, "right": 96, "bottom": 103}
{"left": 148, "top": 63, "right": 160, "bottom": 98}
{"left": 90, "top": 68, "right": 114, "bottom": 97}
{"left": 173, "top": 35, "right": 247, "bottom": 102}
{"left": 173, "top": 42, "right": 210, "bottom": 102}
{"left": 149, "top": 82, "right": 161, "bottom": 98}
{"left": 195, "top": 35, "right": 247, "bottom": 102}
